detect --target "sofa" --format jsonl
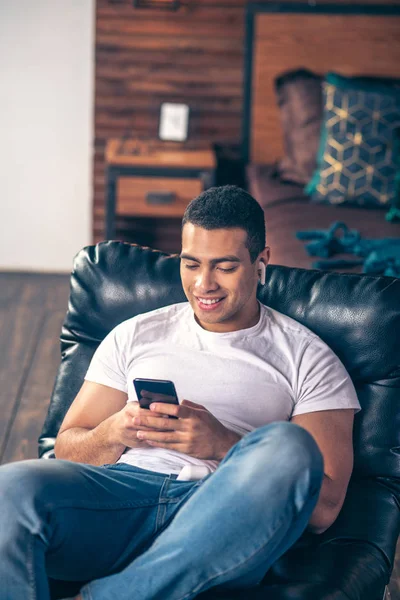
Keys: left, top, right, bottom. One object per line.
{"left": 39, "top": 241, "right": 400, "bottom": 600}
{"left": 241, "top": 65, "right": 400, "bottom": 273}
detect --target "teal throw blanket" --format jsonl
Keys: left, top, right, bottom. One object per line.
{"left": 296, "top": 222, "right": 400, "bottom": 277}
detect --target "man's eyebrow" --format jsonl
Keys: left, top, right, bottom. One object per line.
{"left": 180, "top": 253, "right": 241, "bottom": 264}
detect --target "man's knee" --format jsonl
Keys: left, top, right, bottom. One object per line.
{"left": 233, "top": 421, "right": 324, "bottom": 481}
{"left": 0, "top": 459, "right": 58, "bottom": 517}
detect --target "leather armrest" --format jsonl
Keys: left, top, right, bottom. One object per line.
{"left": 319, "top": 477, "right": 400, "bottom": 570}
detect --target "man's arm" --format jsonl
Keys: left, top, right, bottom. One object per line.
{"left": 54, "top": 381, "right": 164, "bottom": 465}
{"left": 290, "top": 408, "right": 355, "bottom": 535}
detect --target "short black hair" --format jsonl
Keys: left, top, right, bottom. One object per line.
{"left": 182, "top": 185, "right": 266, "bottom": 262}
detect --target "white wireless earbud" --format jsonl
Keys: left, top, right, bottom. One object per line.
{"left": 259, "top": 261, "right": 266, "bottom": 285}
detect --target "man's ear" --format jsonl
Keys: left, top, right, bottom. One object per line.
{"left": 261, "top": 246, "right": 271, "bottom": 266}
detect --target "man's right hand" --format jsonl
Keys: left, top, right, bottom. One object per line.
{"left": 55, "top": 383, "right": 175, "bottom": 465}
{"left": 109, "top": 401, "right": 171, "bottom": 449}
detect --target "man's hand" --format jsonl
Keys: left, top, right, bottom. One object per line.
{"left": 133, "top": 400, "right": 242, "bottom": 461}
{"left": 109, "top": 402, "right": 171, "bottom": 449}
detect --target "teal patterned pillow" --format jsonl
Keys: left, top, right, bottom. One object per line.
{"left": 306, "top": 72, "right": 400, "bottom": 208}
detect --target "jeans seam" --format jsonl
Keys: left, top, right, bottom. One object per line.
{"left": 44, "top": 499, "right": 163, "bottom": 511}
{"left": 28, "top": 532, "right": 35, "bottom": 600}
{"left": 156, "top": 477, "right": 170, "bottom": 531}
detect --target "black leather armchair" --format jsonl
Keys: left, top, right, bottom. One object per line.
{"left": 39, "top": 241, "right": 400, "bottom": 600}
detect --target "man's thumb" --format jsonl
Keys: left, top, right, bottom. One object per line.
{"left": 181, "top": 399, "right": 204, "bottom": 409}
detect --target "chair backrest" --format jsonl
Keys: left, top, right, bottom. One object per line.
{"left": 40, "top": 240, "right": 400, "bottom": 474}
{"left": 39, "top": 241, "right": 400, "bottom": 563}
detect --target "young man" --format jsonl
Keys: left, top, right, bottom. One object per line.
{"left": 0, "top": 186, "right": 360, "bottom": 600}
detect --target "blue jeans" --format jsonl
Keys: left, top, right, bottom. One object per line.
{"left": 0, "top": 422, "right": 324, "bottom": 600}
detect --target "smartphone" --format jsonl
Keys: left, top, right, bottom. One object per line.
{"left": 133, "top": 378, "right": 179, "bottom": 413}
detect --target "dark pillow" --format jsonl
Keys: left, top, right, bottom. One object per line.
{"left": 275, "top": 68, "right": 323, "bottom": 185}
{"left": 306, "top": 72, "right": 400, "bottom": 209}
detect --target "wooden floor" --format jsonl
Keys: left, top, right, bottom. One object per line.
{"left": 0, "top": 272, "right": 70, "bottom": 464}
{"left": 0, "top": 271, "right": 398, "bottom": 599}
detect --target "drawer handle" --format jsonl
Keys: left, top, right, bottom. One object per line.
{"left": 146, "top": 191, "right": 176, "bottom": 205}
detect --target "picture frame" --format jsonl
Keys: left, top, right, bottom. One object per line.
{"left": 158, "top": 102, "right": 190, "bottom": 142}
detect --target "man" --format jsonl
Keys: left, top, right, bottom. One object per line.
{"left": 0, "top": 185, "right": 360, "bottom": 600}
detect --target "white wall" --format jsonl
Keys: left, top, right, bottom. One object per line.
{"left": 0, "top": 0, "right": 95, "bottom": 272}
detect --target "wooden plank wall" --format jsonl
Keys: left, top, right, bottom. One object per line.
{"left": 93, "top": 0, "right": 400, "bottom": 244}
{"left": 94, "top": 0, "right": 246, "bottom": 243}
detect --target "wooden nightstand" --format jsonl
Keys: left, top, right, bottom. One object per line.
{"left": 105, "top": 140, "right": 216, "bottom": 241}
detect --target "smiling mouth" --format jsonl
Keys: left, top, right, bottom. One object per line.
{"left": 195, "top": 297, "right": 225, "bottom": 310}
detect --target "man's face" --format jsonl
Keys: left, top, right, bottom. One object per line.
{"left": 180, "top": 223, "right": 269, "bottom": 333}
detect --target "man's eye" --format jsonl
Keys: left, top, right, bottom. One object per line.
{"left": 184, "top": 264, "right": 198, "bottom": 270}
{"left": 218, "top": 267, "right": 237, "bottom": 273}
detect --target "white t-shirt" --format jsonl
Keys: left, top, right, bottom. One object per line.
{"left": 84, "top": 302, "right": 360, "bottom": 475}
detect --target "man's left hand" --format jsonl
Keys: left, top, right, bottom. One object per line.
{"left": 133, "top": 400, "right": 241, "bottom": 461}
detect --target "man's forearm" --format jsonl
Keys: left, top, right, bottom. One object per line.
{"left": 54, "top": 416, "right": 126, "bottom": 466}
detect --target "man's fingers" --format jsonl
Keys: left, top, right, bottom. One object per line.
{"left": 137, "top": 430, "right": 183, "bottom": 443}
{"left": 133, "top": 414, "right": 182, "bottom": 431}
{"left": 149, "top": 402, "right": 193, "bottom": 419}
{"left": 125, "top": 401, "right": 164, "bottom": 419}
{"left": 138, "top": 407, "right": 168, "bottom": 419}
